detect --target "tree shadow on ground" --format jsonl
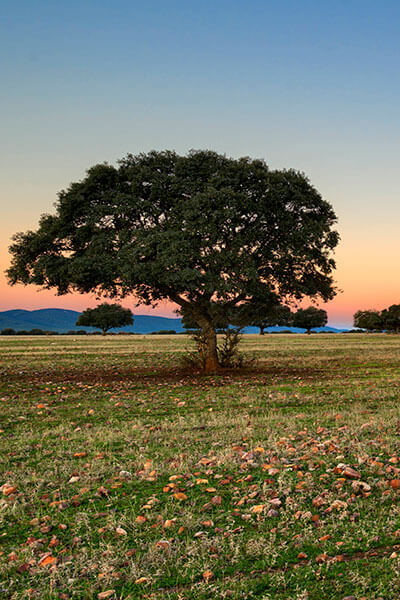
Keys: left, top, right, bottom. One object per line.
{"left": 0, "top": 362, "right": 341, "bottom": 388}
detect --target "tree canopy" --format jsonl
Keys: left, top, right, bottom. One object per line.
{"left": 353, "top": 310, "right": 383, "bottom": 332}
{"left": 381, "top": 304, "right": 400, "bottom": 333}
{"left": 7, "top": 150, "right": 339, "bottom": 371}
{"left": 76, "top": 303, "right": 133, "bottom": 334}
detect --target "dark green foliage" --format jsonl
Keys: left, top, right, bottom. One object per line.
{"left": 353, "top": 306, "right": 400, "bottom": 334}
{"left": 216, "top": 327, "right": 247, "bottom": 368}
{"left": 150, "top": 330, "right": 176, "bottom": 335}
{"left": 381, "top": 304, "right": 400, "bottom": 333}
{"left": 241, "top": 298, "right": 293, "bottom": 334}
{"left": 65, "top": 329, "right": 86, "bottom": 335}
{"left": 1, "top": 328, "right": 16, "bottom": 335}
{"left": 353, "top": 309, "right": 383, "bottom": 332}
{"left": 178, "top": 304, "right": 232, "bottom": 331}
{"left": 7, "top": 150, "right": 338, "bottom": 370}
{"left": 293, "top": 306, "right": 328, "bottom": 333}
{"left": 76, "top": 303, "right": 133, "bottom": 334}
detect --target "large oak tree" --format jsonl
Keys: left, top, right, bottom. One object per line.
{"left": 7, "top": 150, "right": 339, "bottom": 372}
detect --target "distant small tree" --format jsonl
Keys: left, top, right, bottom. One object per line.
{"left": 151, "top": 330, "right": 176, "bottom": 335}
{"left": 244, "top": 301, "right": 293, "bottom": 335}
{"left": 381, "top": 304, "right": 400, "bottom": 334}
{"left": 76, "top": 303, "right": 133, "bottom": 335}
{"left": 1, "top": 328, "right": 16, "bottom": 335}
{"left": 353, "top": 310, "right": 383, "bottom": 333}
{"left": 293, "top": 307, "right": 328, "bottom": 334}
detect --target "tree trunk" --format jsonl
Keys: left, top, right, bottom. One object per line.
{"left": 188, "top": 306, "right": 220, "bottom": 373}
{"left": 259, "top": 327, "right": 264, "bottom": 335}
{"left": 203, "top": 324, "right": 219, "bottom": 373}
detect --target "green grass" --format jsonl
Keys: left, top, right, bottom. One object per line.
{"left": 1, "top": 333, "right": 400, "bottom": 599}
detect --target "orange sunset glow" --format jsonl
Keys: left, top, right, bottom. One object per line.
{"left": 2, "top": 213, "right": 399, "bottom": 328}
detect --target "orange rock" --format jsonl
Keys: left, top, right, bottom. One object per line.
{"left": 343, "top": 466, "right": 361, "bottom": 479}
{"left": 315, "top": 553, "right": 328, "bottom": 563}
{"left": 97, "top": 591, "right": 116, "bottom": 600}
{"left": 250, "top": 504, "right": 265, "bottom": 514}
{"left": 173, "top": 492, "right": 187, "bottom": 501}
{"left": 155, "top": 540, "right": 170, "bottom": 550}
{"left": 1, "top": 484, "right": 17, "bottom": 496}
{"left": 135, "top": 515, "right": 147, "bottom": 524}
{"left": 162, "top": 519, "right": 173, "bottom": 528}
{"left": 38, "top": 554, "right": 57, "bottom": 567}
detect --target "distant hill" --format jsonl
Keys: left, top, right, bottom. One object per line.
{"left": 0, "top": 309, "right": 185, "bottom": 334}
{"left": 0, "top": 308, "right": 347, "bottom": 334}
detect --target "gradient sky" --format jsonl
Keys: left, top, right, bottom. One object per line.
{"left": 1, "top": 0, "right": 400, "bottom": 327}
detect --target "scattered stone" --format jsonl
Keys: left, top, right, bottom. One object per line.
{"left": 343, "top": 466, "right": 361, "bottom": 479}
{"left": 351, "top": 481, "right": 371, "bottom": 493}
{"left": 250, "top": 504, "right": 265, "bottom": 514}
{"left": 97, "top": 591, "right": 115, "bottom": 599}
{"left": 330, "top": 500, "right": 348, "bottom": 511}
{"left": 1, "top": 483, "right": 17, "bottom": 496}
{"left": 155, "top": 540, "right": 170, "bottom": 550}
{"left": 315, "top": 553, "right": 328, "bottom": 563}
{"left": 68, "top": 476, "right": 80, "bottom": 484}
{"left": 38, "top": 554, "right": 57, "bottom": 567}
{"left": 269, "top": 498, "right": 282, "bottom": 507}
{"left": 135, "top": 515, "right": 147, "bottom": 524}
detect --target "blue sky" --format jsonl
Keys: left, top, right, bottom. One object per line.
{"left": 1, "top": 0, "right": 400, "bottom": 326}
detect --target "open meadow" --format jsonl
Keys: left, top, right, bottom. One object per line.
{"left": 2, "top": 333, "right": 400, "bottom": 599}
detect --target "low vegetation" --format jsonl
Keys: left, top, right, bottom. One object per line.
{"left": 2, "top": 334, "right": 400, "bottom": 599}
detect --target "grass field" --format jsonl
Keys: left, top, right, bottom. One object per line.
{"left": 1, "top": 333, "right": 400, "bottom": 599}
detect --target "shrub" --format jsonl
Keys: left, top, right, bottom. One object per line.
{"left": 150, "top": 330, "right": 176, "bottom": 335}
